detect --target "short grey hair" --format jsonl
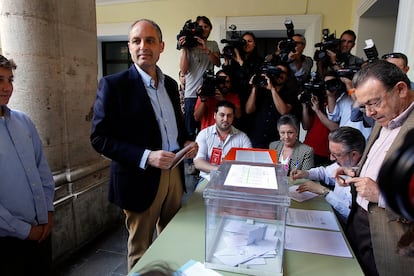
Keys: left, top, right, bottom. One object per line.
{"left": 129, "top": 19, "right": 163, "bottom": 42}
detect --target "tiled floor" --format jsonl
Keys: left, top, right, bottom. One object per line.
{"left": 53, "top": 164, "right": 199, "bottom": 276}
{"left": 53, "top": 221, "right": 129, "bottom": 276}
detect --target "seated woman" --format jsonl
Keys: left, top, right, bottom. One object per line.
{"left": 269, "top": 114, "right": 314, "bottom": 174}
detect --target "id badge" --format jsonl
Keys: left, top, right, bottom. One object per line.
{"left": 210, "top": 147, "right": 223, "bottom": 165}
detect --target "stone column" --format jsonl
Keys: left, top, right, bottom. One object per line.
{"left": 0, "top": 0, "right": 116, "bottom": 260}
{"left": 0, "top": 0, "right": 99, "bottom": 173}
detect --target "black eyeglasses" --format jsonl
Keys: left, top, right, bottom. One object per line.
{"left": 381, "top": 53, "right": 405, "bottom": 60}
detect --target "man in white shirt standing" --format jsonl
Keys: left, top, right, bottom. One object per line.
{"left": 194, "top": 100, "right": 251, "bottom": 183}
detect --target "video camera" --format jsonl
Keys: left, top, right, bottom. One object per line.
{"left": 176, "top": 19, "right": 203, "bottom": 50}
{"left": 278, "top": 19, "right": 297, "bottom": 63}
{"left": 378, "top": 129, "right": 414, "bottom": 221}
{"left": 199, "top": 70, "right": 227, "bottom": 97}
{"left": 314, "top": 29, "right": 341, "bottom": 64}
{"left": 298, "top": 72, "right": 326, "bottom": 106}
{"left": 220, "top": 25, "right": 246, "bottom": 59}
{"left": 252, "top": 63, "right": 284, "bottom": 87}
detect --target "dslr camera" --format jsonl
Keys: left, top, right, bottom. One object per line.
{"left": 278, "top": 19, "right": 297, "bottom": 63}
{"left": 220, "top": 25, "right": 246, "bottom": 59}
{"left": 298, "top": 74, "right": 326, "bottom": 106}
{"left": 314, "top": 29, "right": 341, "bottom": 64}
{"left": 199, "top": 70, "right": 227, "bottom": 97}
{"left": 176, "top": 19, "right": 203, "bottom": 50}
{"left": 252, "top": 63, "right": 284, "bottom": 87}
{"left": 325, "top": 77, "right": 346, "bottom": 94}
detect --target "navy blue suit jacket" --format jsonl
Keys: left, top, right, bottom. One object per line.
{"left": 91, "top": 66, "right": 186, "bottom": 212}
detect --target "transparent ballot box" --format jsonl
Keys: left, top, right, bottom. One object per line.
{"left": 203, "top": 161, "right": 290, "bottom": 275}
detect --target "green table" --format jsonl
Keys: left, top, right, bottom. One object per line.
{"left": 130, "top": 183, "right": 363, "bottom": 276}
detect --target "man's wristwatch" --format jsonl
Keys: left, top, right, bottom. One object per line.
{"left": 321, "top": 187, "right": 330, "bottom": 197}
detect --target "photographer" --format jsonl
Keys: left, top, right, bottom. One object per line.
{"left": 266, "top": 34, "right": 313, "bottom": 86}
{"left": 194, "top": 70, "right": 241, "bottom": 130}
{"left": 300, "top": 74, "right": 339, "bottom": 166}
{"left": 178, "top": 16, "right": 220, "bottom": 140}
{"left": 328, "top": 30, "right": 364, "bottom": 71}
{"left": 221, "top": 31, "right": 263, "bottom": 133}
{"left": 246, "top": 63, "right": 300, "bottom": 148}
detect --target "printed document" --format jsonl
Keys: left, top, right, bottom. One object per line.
{"left": 287, "top": 208, "right": 340, "bottom": 231}
{"left": 223, "top": 164, "right": 278, "bottom": 189}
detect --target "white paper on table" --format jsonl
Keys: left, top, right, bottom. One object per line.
{"left": 235, "top": 150, "right": 273, "bottom": 164}
{"left": 178, "top": 259, "right": 223, "bottom": 276}
{"left": 222, "top": 220, "right": 268, "bottom": 246}
{"left": 284, "top": 226, "right": 352, "bottom": 258}
{"left": 289, "top": 185, "right": 319, "bottom": 202}
{"left": 214, "top": 240, "right": 276, "bottom": 267}
{"left": 287, "top": 208, "right": 340, "bottom": 231}
{"left": 223, "top": 164, "right": 278, "bottom": 189}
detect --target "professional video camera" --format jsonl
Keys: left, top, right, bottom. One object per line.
{"left": 298, "top": 72, "right": 326, "bottom": 106}
{"left": 278, "top": 19, "right": 297, "bottom": 63}
{"left": 199, "top": 70, "right": 227, "bottom": 97}
{"left": 363, "top": 39, "right": 379, "bottom": 63}
{"left": 220, "top": 25, "right": 246, "bottom": 59}
{"left": 252, "top": 63, "right": 284, "bottom": 87}
{"left": 378, "top": 128, "right": 414, "bottom": 222}
{"left": 176, "top": 19, "right": 203, "bottom": 50}
{"left": 314, "top": 29, "right": 341, "bottom": 64}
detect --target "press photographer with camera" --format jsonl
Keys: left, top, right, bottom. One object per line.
{"left": 267, "top": 34, "right": 313, "bottom": 86}
{"left": 178, "top": 16, "right": 220, "bottom": 140}
{"left": 299, "top": 74, "right": 340, "bottom": 166}
{"left": 335, "top": 60, "right": 414, "bottom": 275}
{"left": 246, "top": 63, "right": 301, "bottom": 148}
{"left": 314, "top": 29, "right": 364, "bottom": 80}
{"left": 193, "top": 70, "right": 241, "bottom": 130}
{"left": 327, "top": 30, "right": 364, "bottom": 71}
{"left": 221, "top": 31, "right": 263, "bottom": 133}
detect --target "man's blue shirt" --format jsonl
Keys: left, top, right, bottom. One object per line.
{"left": 0, "top": 106, "right": 54, "bottom": 239}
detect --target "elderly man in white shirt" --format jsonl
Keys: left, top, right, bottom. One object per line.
{"left": 291, "top": 127, "right": 365, "bottom": 226}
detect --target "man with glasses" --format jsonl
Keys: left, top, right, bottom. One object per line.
{"left": 246, "top": 63, "right": 301, "bottom": 148}
{"left": 291, "top": 127, "right": 365, "bottom": 226}
{"left": 288, "top": 34, "right": 314, "bottom": 85}
{"left": 382, "top": 52, "right": 414, "bottom": 88}
{"left": 336, "top": 60, "right": 414, "bottom": 275}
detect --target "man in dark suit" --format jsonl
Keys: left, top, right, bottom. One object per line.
{"left": 336, "top": 60, "right": 414, "bottom": 275}
{"left": 90, "top": 19, "right": 198, "bottom": 271}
